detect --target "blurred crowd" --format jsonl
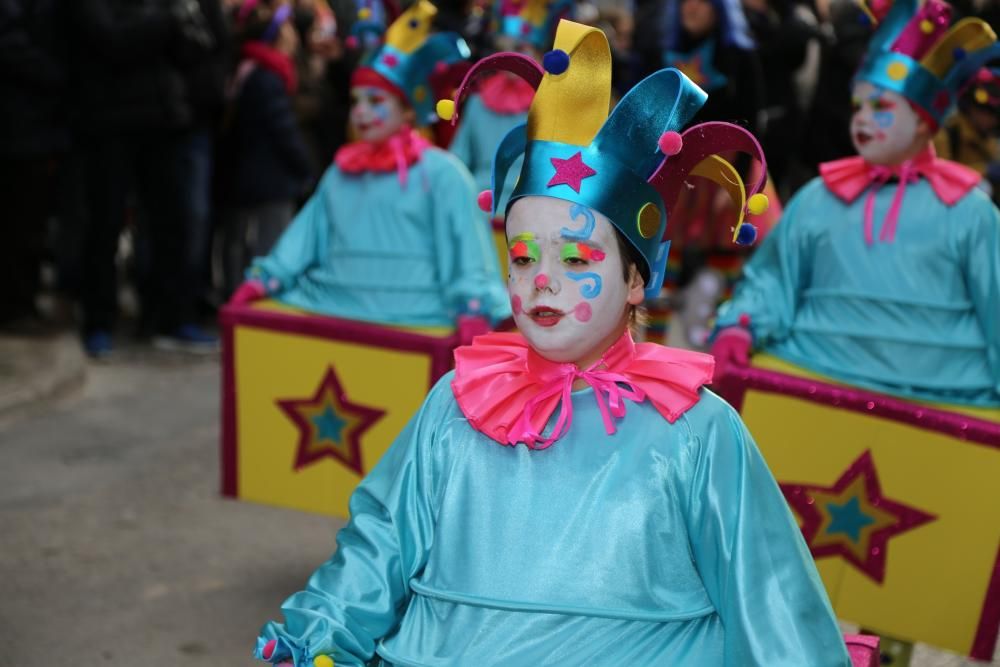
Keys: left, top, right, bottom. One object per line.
{"left": 1, "top": 0, "right": 998, "bottom": 355}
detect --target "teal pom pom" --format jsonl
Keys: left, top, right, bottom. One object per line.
{"left": 542, "top": 49, "right": 570, "bottom": 75}
{"left": 735, "top": 223, "right": 758, "bottom": 245}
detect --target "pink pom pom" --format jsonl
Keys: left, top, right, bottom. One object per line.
{"left": 262, "top": 639, "right": 277, "bottom": 660}
{"left": 345, "top": 35, "right": 358, "bottom": 49}
{"left": 658, "top": 131, "right": 683, "bottom": 156}
{"left": 477, "top": 190, "right": 493, "bottom": 212}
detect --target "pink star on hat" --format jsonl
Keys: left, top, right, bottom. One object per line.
{"left": 548, "top": 152, "right": 597, "bottom": 193}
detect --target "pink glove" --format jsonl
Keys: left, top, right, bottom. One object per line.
{"left": 457, "top": 314, "right": 491, "bottom": 346}
{"left": 709, "top": 326, "right": 752, "bottom": 385}
{"left": 229, "top": 279, "right": 268, "bottom": 306}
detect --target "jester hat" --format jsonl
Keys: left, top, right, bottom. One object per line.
{"left": 351, "top": 0, "right": 470, "bottom": 126}
{"left": 438, "top": 20, "right": 768, "bottom": 298}
{"left": 495, "top": 0, "right": 574, "bottom": 50}
{"left": 856, "top": 0, "right": 1000, "bottom": 127}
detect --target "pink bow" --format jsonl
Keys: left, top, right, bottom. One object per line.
{"left": 511, "top": 364, "right": 647, "bottom": 450}
{"left": 820, "top": 146, "right": 981, "bottom": 245}
{"left": 862, "top": 162, "right": 920, "bottom": 245}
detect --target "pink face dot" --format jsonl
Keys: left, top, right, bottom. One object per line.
{"left": 573, "top": 302, "right": 592, "bottom": 322}
{"left": 511, "top": 294, "right": 522, "bottom": 315}
{"left": 534, "top": 274, "right": 549, "bottom": 289}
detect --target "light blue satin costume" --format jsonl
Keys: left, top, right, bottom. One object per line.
{"left": 249, "top": 148, "right": 510, "bottom": 327}
{"left": 717, "top": 177, "right": 1000, "bottom": 407}
{"left": 447, "top": 94, "right": 525, "bottom": 220}
{"left": 255, "top": 374, "right": 849, "bottom": 666}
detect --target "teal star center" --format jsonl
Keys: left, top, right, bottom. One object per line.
{"left": 825, "top": 497, "right": 875, "bottom": 543}
{"left": 312, "top": 405, "right": 347, "bottom": 444}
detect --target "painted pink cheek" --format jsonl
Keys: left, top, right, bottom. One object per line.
{"left": 574, "top": 302, "right": 592, "bottom": 322}
{"left": 534, "top": 274, "right": 549, "bottom": 289}
{"left": 511, "top": 294, "right": 522, "bottom": 315}
{"left": 591, "top": 250, "right": 606, "bottom": 261}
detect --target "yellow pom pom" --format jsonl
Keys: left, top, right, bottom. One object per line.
{"left": 747, "top": 193, "right": 769, "bottom": 216}
{"left": 920, "top": 19, "right": 934, "bottom": 34}
{"left": 436, "top": 99, "right": 455, "bottom": 121}
{"left": 358, "top": 7, "right": 372, "bottom": 19}
{"left": 313, "top": 656, "right": 334, "bottom": 667}
{"left": 975, "top": 88, "right": 990, "bottom": 104}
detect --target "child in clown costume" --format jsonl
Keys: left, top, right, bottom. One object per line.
{"left": 230, "top": 1, "right": 509, "bottom": 334}
{"left": 253, "top": 20, "right": 851, "bottom": 667}
{"left": 711, "top": 0, "right": 1000, "bottom": 410}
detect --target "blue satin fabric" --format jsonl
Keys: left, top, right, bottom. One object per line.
{"left": 255, "top": 375, "right": 849, "bottom": 666}
{"left": 447, "top": 94, "right": 525, "bottom": 224}
{"left": 249, "top": 149, "right": 510, "bottom": 327}
{"left": 717, "top": 178, "right": 1000, "bottom": 407}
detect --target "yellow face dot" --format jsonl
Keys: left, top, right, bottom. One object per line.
{"left": 920, "top": 19, "right": 934, "bottom": 34}
{"left": 975, "top": 88, "right": 990, "bottom": 104}
{"left": 637, "top": 203, "right": 661, "bottom": 239}
{"left": 886, "top": 62, "right": 909, "bottom": 81}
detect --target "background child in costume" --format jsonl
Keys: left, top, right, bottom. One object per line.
{"left": 447, "top": 0, "right": 572, "bottom": 234}
{"left": 230, "top": 0, "right": 509, "bottom": 337}
{"left": 632, "top": 0, "right": 778, "bottom": 350}
{"left": 711, "top": 0, "right": 1000, "bottom": 410}
{"left": 219, "top": 0, "right": 315, "bottom": 298}
{"left": 252, "top": 19, "right": 854, "bottom": 667}
{"left": 933, "top": 67, "right": 1000, "bottom": 201}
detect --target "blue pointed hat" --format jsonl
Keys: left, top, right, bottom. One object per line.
{"left": 856, "top": 0, "right": 1000, "bottom": 126}
{"left": 350, "top": 0, "right": 470, "bottom": 126}
{"left": 439, "top": 20, "right": 768, "bottom": 298}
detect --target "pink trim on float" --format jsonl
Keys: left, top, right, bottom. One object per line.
{"left": 715, "top": 366, "right": 1000, "bottom": 448}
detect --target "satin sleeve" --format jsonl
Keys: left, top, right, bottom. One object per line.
{"left": 682, "top": 396, "right": 849, "bottom": 666}
{"left": 955, "top": 194, "right": 1000, "bottom": 397}
{"left": 426, "top": 151, "right": 511, "bottom": 325}
{"left": 247, "top": 168, "right": 333, "bottom": 290}
{"left": 714, "top": 182, "right": 816, "bottom": 346}
{"left": 253, "top": 378, "right": 451, "bottom": 666}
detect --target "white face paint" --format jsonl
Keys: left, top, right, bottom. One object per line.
{"left": 506, "top": 196, "right": 641, "bottom": 366}
{"left": 349, "top": 85, "right": 408, "bottom": 144}
{"left": 850, "top": 82, "right": 924, "bottom": 165}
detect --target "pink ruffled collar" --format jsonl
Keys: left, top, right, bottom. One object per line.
{"left": 451, "top": 331, "right": 714, "bottom": 449}
{"left": 478, "top": 72, "right": 535, "bottom": 115}
{"left": 334, "top": 127, "right": 431, "bottom": 186}
{"left": 819, "top": 146, "right": 981, "bottom": 244}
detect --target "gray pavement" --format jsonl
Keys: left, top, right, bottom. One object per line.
{"left": 0, "top": 346, "right": 995, "bottom": 666}
{"left": 0, "top": 350, "right": 344, "bottom": 666}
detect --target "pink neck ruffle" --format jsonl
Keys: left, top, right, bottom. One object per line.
{"left": 478, "top": 72, "right": 535, "bottom": 115}
{"left": 334, "top": 126, "right": 432, "bottom": 185}
{"left": 451, "top": 331, "right": 714, "bottom": 449}
{"left": 820, "top": 146, "right": 981, "bottom": 245}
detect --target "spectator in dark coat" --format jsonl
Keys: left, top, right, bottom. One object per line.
{"left": 0, "top": 0, "right": 69, "bottom": 333}
{"left": 742, "top": 0, "right": 822, "bottom": 193}
{"left": 218, "top": 1, "right": 313, "bottom": 297}
{"left": 68, "top": 0, "right": 219, "bottom": 356}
